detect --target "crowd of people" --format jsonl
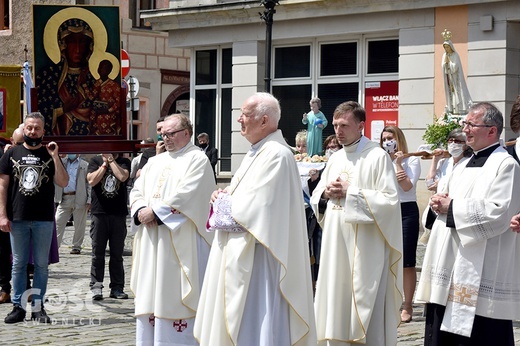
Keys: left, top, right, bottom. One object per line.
{"left": 0, "top": 93, "right": 519, "bottom": 346}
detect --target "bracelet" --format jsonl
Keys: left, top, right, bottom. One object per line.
{"left": 108, "top": 157, "right": 114, "bottom": 163}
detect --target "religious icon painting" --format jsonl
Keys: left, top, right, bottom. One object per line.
{"left": 32, "top": 5, "right": 124, "bottom": 141}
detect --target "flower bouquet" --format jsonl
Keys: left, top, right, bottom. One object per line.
{"left": 422, "top": 113, "right": 462, "bottom": 149}
{"left": 294, "top": 153, "right": 328, "bottom": 163}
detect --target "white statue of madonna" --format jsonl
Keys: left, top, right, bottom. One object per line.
{"left": 442, "top": 29, "right": 473, "bottom": 116}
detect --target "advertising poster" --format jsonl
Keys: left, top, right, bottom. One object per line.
{"left": 364, "top": 81, "right": 399, "bottom": 141}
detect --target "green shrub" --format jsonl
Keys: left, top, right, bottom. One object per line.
{"left": 422, "top": 114, "right": 462, "bottom": 149}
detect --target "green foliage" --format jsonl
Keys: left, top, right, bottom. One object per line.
{"left": 422, "top": 114, "right": 462, "bottom": 149}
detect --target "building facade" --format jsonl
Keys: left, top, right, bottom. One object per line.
{"left": 142, "top": 0, "right": 520, "bottom": 186}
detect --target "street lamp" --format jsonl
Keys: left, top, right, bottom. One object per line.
{"left": 260, "top": 0, "right": 279, "bottom": 92}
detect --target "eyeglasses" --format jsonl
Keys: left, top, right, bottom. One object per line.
{"left": 161, "top": 128, "right": 186, "bottom": 139}
{"left": 461, "top": 121, "right": 493, "bottom": 129}
{"left": 447, "top": 138, "right": 465, "bottom": 144}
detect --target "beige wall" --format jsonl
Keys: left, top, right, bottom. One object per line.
{"left": 0, "top": 0, "right": 74, "bottom": 65}
{"left": 434, "top": 6, "right": 469, "bottom": 119}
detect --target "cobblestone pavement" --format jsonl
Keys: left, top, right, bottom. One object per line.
{"left": 0, "top": 220, "right": 519, "bottom": 345}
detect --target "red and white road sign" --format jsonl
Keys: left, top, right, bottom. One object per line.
{"left": 121, "top": 49, "right": 131, "bottom": 78}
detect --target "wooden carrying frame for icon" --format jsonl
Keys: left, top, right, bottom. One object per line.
{"left": 32, "top": 5, "right": 138, "bottom": 153}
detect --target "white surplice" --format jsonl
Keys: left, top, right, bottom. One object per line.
{"left": 416, "top": 145, "right": 520, "bottom": 337}
{"left": 310, "top": 136, "right": 403, "bottom": 346}
{"left": 194, "top": 130, "right": 317, "bottom": 346}
{"left": 130, "top": 143, "right": 216, "bottom": 345}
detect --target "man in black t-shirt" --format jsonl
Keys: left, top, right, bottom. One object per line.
{"left": 0, "top": 112, "right": 68, "bottom": 324}
{"left": 87, "top": 153, "right": 130, "bottom": 301}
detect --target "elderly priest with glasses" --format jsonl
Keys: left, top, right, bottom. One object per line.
{"left": 130, "top": 113, "right": 215, "bottom": 345}
{"left": 416, "top": 102, "right": 520, "bottom": 346}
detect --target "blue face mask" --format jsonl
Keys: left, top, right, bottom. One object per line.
{"left": 67, "top": 154, "right": 78, "bottom": 161}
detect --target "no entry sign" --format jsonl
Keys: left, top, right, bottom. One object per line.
{"left": 121, "top": 49, "right": 130, "bottom": 78}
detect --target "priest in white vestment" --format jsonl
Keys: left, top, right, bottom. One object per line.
{"left": 194, "top": 92, "right": 317, "bottom": 346}
{"left": 130, "top": 113, "right": 215, "bottom": 346}
{"left": 310, "top": 101, "right": 403, "bottom": 346}
{"left": 416, "top": 102, "right": 520, "bottom": 345}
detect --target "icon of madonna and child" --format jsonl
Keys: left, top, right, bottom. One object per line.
{"left": 34, "top": 6, "right": 123, "bottom": 137}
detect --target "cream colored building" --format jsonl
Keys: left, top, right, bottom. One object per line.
{"left": 141, "top": 0, "right": 520, "bottom": 207}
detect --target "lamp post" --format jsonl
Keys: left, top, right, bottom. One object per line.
{"left": 260, "top": 0, "right": 279, "bottom": 92}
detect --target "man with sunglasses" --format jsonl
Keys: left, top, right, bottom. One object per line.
{"left": 130, "top": 113, "right": 215, "bottom": 345}
{"left": 416, "top": 102, "right": 520, "bottom": 345}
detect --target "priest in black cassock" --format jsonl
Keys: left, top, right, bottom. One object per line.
{"left": 416, "top": 102, "right": 520, "bottom": 346}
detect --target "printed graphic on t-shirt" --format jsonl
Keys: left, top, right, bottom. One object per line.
{"left": 102, "top": 173, "right": 120, "bottom": 197}
{"left": 11, "top": 156, "right": 52, "bottom": 196}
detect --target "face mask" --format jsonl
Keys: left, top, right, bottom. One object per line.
{"left": 325, "top": 148, "right": 339, "bottom": 158}
{"left": 448, "top": 142, "right": 464, "bottom": 158}
{"left": 157, "top": 134, "right": 163, "bottom": 141}
{"left": 68, "top": 154, "right": 78, "bottom": 161}
{"left": 382, "top": 139, "right": 397, "bottom": 154}
{"left": 200, "top": 143, "right": 208, "bottom": 149}
{"left": 23, "top": 134, "right": 43, "bottom": 147}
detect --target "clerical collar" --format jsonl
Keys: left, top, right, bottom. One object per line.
{"left": 169, "top": 142, "right": 190, "bottom": 156}
{"left": 343, "top": 136, "right": 361, "bottom": 153}
{"left": 467, "top": 142, "right": 500, "bottom": 167}
{"left": 248, "top": 131, "right": 274, "bottom": 156}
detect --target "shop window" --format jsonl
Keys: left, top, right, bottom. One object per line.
{"left": 194, "top": 47, "right": 232, "bottom": 173}
{"left": 274, "top": 46, "right": 310, "bottom": 79}
{"left": 367, "top": 39, "right": 399, "bottom": 74}
{"left": 320, "top": 42, "right": 358, "bottom": 76}
{"left": 196, "top": 50, "right": 217, "bottom": 85}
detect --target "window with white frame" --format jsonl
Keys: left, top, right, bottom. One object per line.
{"left": 272, "top": 37, "right": 398, "bottom": 147}
{"left": 194, "top": 47, "right": 232, "bottom": 173}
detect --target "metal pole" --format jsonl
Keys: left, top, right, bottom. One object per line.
{"left": 260, "top": 1, "right": 278, "bottom": 93}
{"left": 129, "top": 77, "right": 135, "bottom": 141}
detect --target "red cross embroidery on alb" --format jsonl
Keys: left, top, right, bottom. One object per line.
{"left": 173, "top": 319, "right": 188, "bottom": 332}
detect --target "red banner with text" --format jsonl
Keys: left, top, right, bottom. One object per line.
{"left": 364, "top": 81, "right": 399, "bottom": 141}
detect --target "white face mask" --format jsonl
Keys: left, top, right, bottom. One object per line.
{"left": 448, "top": 142, "right": 464, "bottom": 158}
{"left": 382, "top": 139, "right": 397, "bottom": 154}
{"left": 325, "top": 148, "right": 339, "bottom": 158}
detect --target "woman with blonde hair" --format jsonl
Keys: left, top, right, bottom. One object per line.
{"left": 295, "top": 130, "right": 308, "bottom": 154}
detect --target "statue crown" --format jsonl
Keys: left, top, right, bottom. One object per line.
{"left": 442, "top": 29, "right": 452, "bottom": 41}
